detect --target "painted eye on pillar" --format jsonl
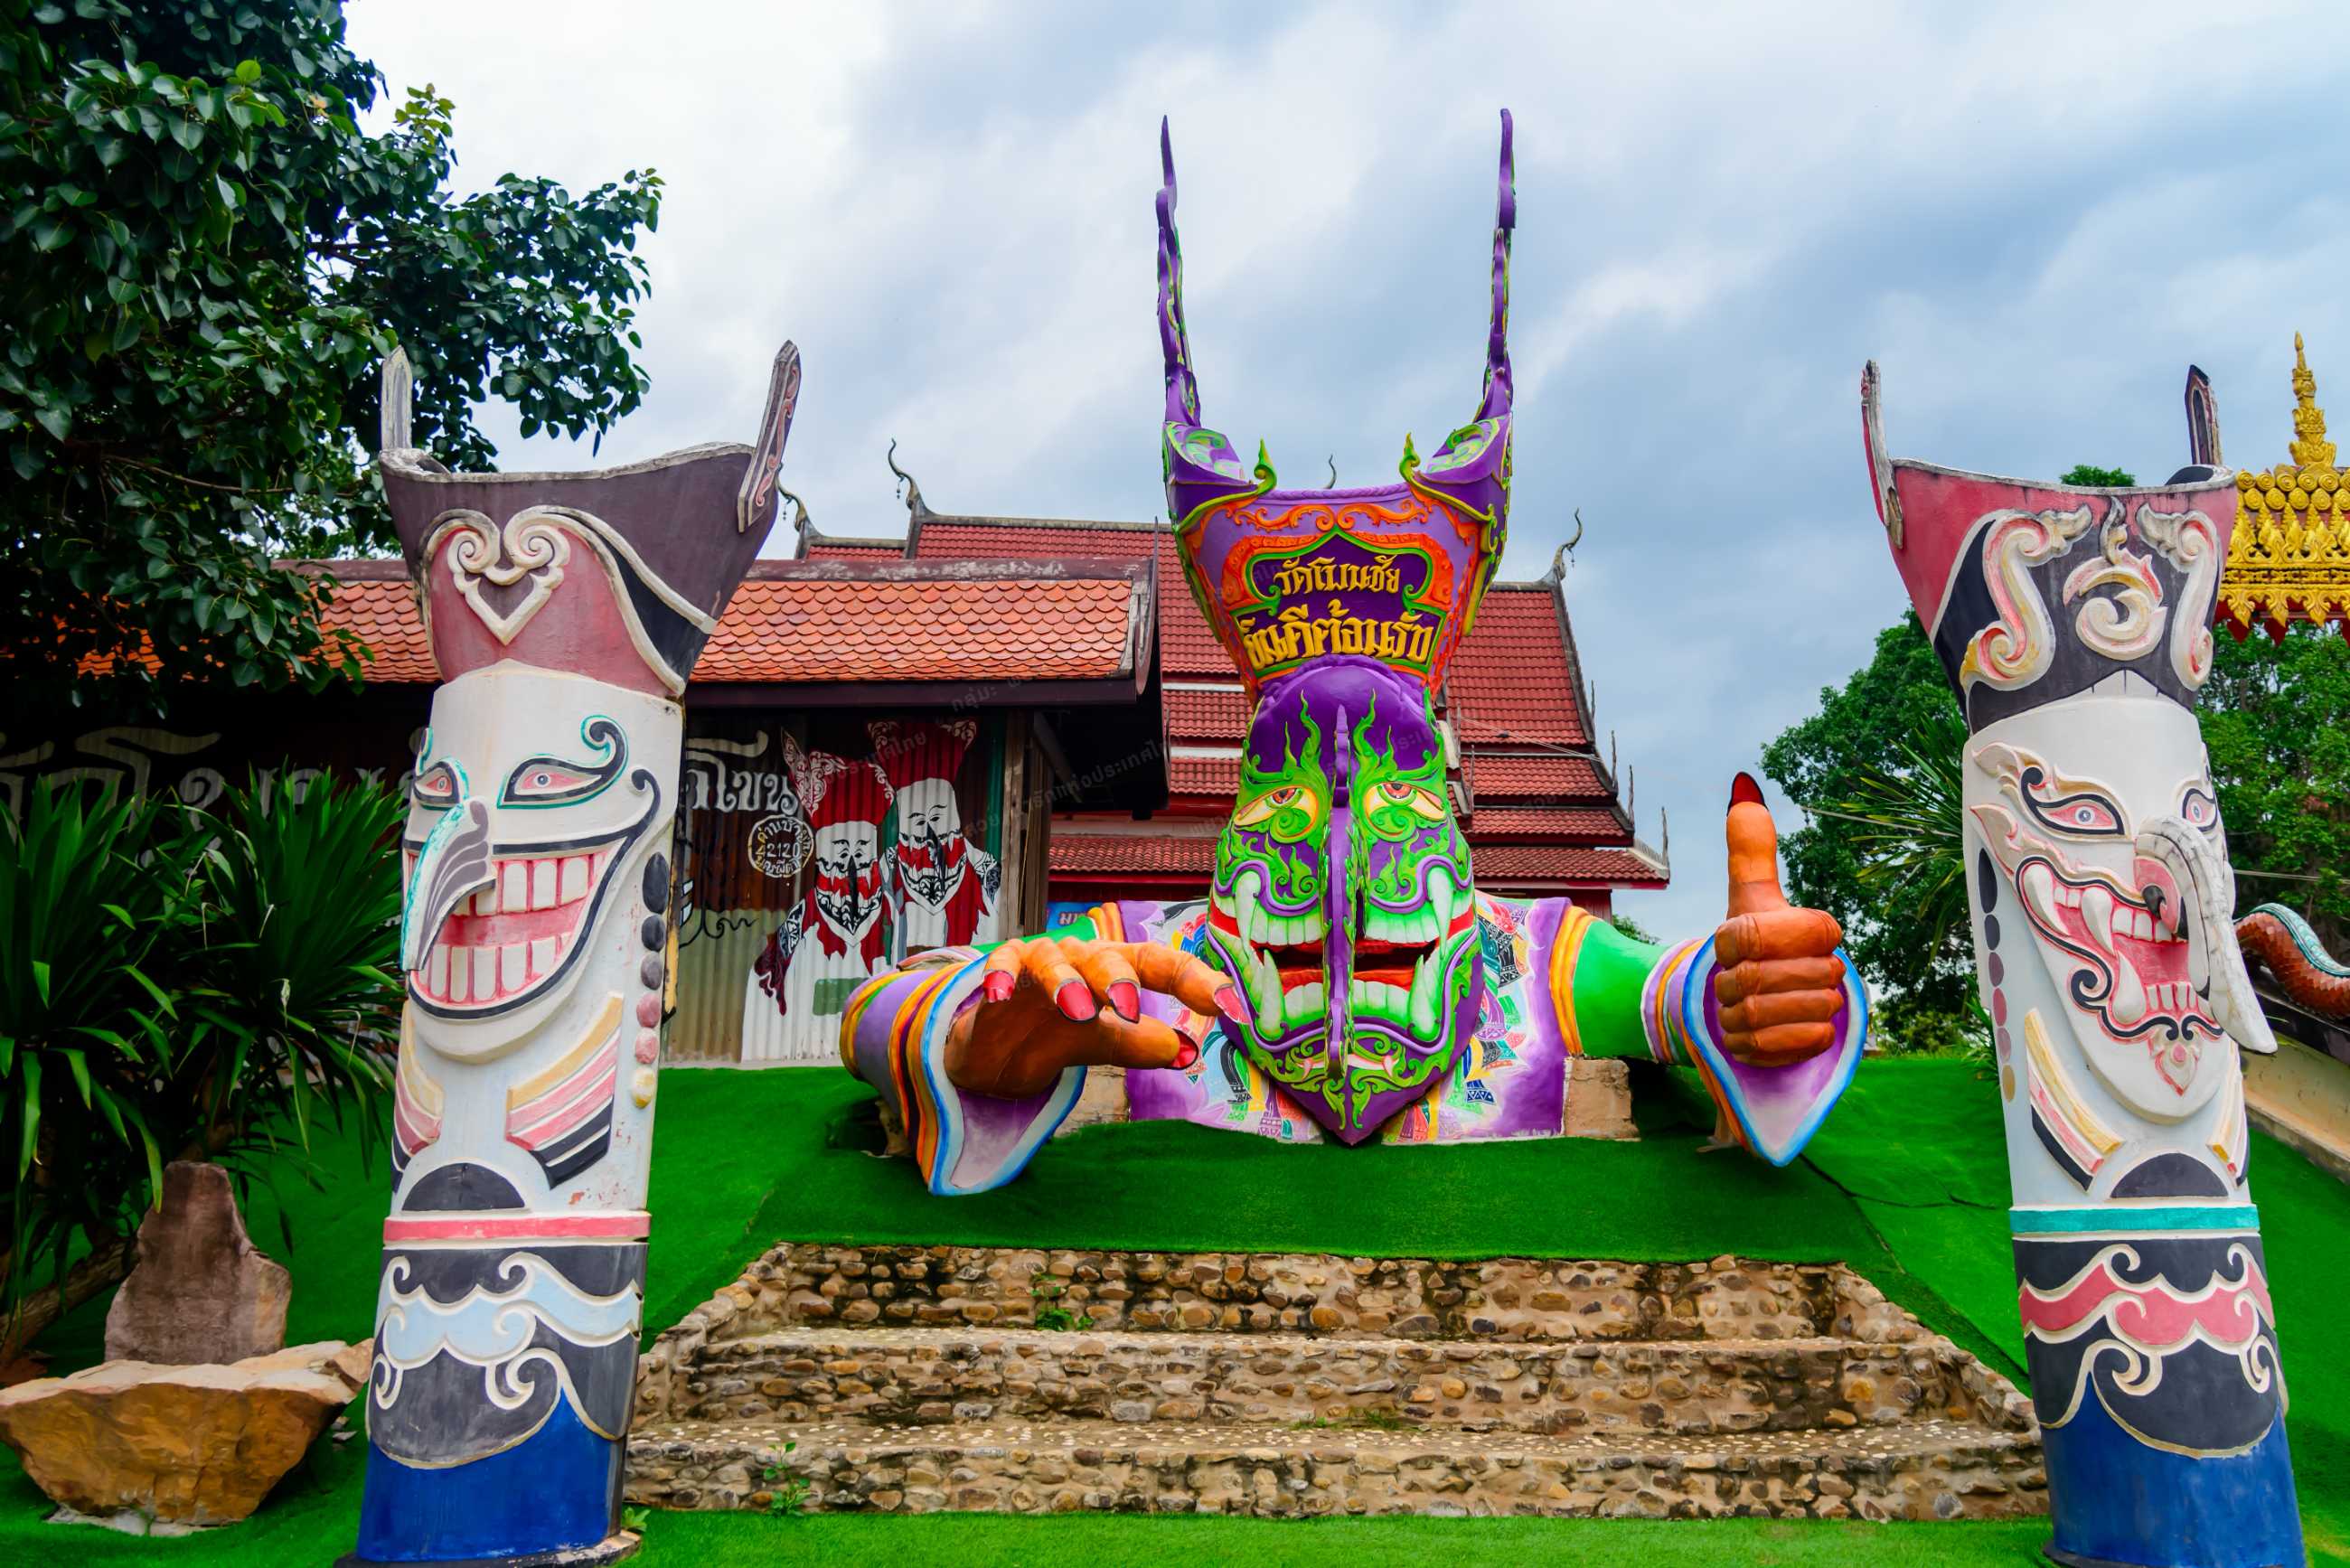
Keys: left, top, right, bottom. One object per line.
{"left": 409, "top": 762, "right": 462, "bottom": 811}
{"left": 2181, "top": 786, "right": 2220, "bottom": 832}
{"left": 499, "top": 718, "right": 627, "bottom": 808}
{"left": 2029, "top": 792, "right": 2123, "bottom": 837}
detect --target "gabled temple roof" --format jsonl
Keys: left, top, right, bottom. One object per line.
{"left": 802, "top": 475, "right": 1666, "bottom": 892}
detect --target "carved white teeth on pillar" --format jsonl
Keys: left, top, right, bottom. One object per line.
{"left": 2081, "top": 886, "right": 2117, "bottom": 954}
{"left": 446, "top": 944, "right": 468, "bottom": 1003}
{"left": 559, "top": 856, "right": 588, "bottom": 903}
{"left": 503, "top": 861, "right": 529, "bottom": 914}
{"left": 531, "top": 859, "right": 558, "bottom": 910}
{"left": 530, "top": 936, "right": 559, "bottom": 978}
{"left": 472, "top": 946, "right": 499, "bottom": 1003}
{"left": 2020, "top": 862, "right": 2062, "bottom": 933}
{"left": 2110, "top": 956, "right": 2148, "bottom": 1028}
{"left": 428, "top": 944, "right": 450, "bottom": 998}
{"left": 500, "top": 943, "right": 528, "bottom": 993}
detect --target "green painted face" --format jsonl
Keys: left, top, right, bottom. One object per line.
{"left": 1206, "top": 656, "right": 1479, "bottom": 1143}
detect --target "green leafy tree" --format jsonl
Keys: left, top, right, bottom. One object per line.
{"left": 2060, "top": 464, "right": 2137, "bottom": 487}
{"left": 1761, "top": 612, "right": 1973, "bottom": 1015}
{"left": 1, "top": 1, "right": 660, "bottom": 713}
{"left": 2202, "top": 624, "right": 2350, "bottom": 952}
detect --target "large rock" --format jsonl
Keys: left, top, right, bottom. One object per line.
{"left": 104, "top": 1160, "right": 290, "bottom": 1364}
{"left": 0, "top": 1339, "right": 369, "bottom": 1526}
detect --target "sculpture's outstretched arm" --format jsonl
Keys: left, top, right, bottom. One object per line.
{"left": 840, "top": 910, "right": 1237, "bottom": 1195}
{"left": 1553, "top": 775, "right": 1869, "bottom": 1165}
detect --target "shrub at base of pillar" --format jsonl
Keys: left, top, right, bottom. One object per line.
{"left": 1862, "top": 362, "right": 2301, "bottom": 1568}
{"left": 344, "top": 344, "right": 799, "bottom": 1566}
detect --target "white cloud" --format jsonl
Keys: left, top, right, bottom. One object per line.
{"left": 346, "top": 0, "right": 2350, "bottom": 940}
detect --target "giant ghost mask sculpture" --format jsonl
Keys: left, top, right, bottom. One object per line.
{"left": 1863, "top": 363, "right": 2299, "bottom": 1568}
{"left": 351, "top": 344, "right": 799, "bottom": 1567}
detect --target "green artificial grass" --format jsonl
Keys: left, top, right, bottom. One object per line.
{"left": 3, "top": 1058, "right": 2345, "bottom": 1565}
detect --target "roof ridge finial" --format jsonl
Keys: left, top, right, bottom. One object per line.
{"left": 888, "top": 438, "right": 933, "bottom": 520}
{"left": 2290, "top": 332, "right": 2336, "bottom": 471}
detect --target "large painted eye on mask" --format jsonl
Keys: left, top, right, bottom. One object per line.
{"left": 1370, "top": 779, "right": 1445, "bottom": 822}
{"left": 1231, "top": 782, "right": 1326, "bottom": 841}
{"left": 499, "top": 717, "right": 627, "bottom": 808}
{"left": 2180, "top": 784, "right": 2221, "bottom": 834}
{"left": 409, "top": 759, "right": 463, "bottom": 812}
{"left": 2019, "top": 765, "right": 2125, "bottom": 839}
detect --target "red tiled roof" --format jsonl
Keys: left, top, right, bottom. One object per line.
{"left": 313, "top": 559, "right": 1148, "bottom": 688}
{"left": 1468, "top": 845, "right": 1668, "bottom": 885}
{"left": 326, "top": 577, "right": 437, "bottom": 681}
{"left": 1450, "top": 585, "right": 1589, "bottom": 747}
{"left": 1170, "top": 752, "right": 1241, "bottom": 797}
{"left": 803, "top": 540, "right": 903, "bottom": 560}
{"left": 912, "top": 521, "right": 1230, "bottom": 678}
{"left": 1050, "top": 833, "right": 1217, "bottom": 876}
{"left": 696, "top": 573, "right": 1140, "bottom": 683}
{"left": 1467, "top": 753, "right": 1612, "bottom": 801}
{"left": 829, "top": 509, "right": 1648, "bottom": 897}
{"left": 1467, "top": 805, "right": 1630, "bottom": 839}
{"left": 1167, "top": 686, "right": 1249, "bottom": 741}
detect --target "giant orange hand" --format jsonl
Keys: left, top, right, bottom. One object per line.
{"left": 1713, "top": 773, "right": 1847, "bottom": 1067}
{"left": 944, "top": 936, "right": 1246, "bottom": 1099}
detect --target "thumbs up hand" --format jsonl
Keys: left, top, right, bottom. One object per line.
{"left": 1713, "top": 773, "right": 1848, "bottom": 1067}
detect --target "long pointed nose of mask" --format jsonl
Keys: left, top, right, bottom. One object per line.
{"left": 400, "top": 797, "right": 494, "bottom": 974}
{"left": 1322, "top": 703, "right": 1354, "bottom": 1092}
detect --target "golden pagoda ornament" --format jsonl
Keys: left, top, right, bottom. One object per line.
{"left": 2214, "top": 334, "right": 2350, "bottom": 639}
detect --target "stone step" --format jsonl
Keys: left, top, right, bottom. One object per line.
{"left": 624, "top": 1415, "right": 2046, "bottom": 1522}
{"left": 657, "top": 1324, "right": 2035, "bottom": 1439}
{"left": 665, "top": 1244, "right": 1920, "bottom": 1346}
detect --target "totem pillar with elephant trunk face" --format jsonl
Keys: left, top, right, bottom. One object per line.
{"left": 345, "top": 344, "right": 799, "bottom": 1566}
{"left": 1862, "top": 363, "right": 2300, "bottom": 1568}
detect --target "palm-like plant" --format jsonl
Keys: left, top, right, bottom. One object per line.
{"left": 0, "top": 786, "right": 178, "bottom": 1335}
{"left": 0, "top": 773, "right": 405, "bottom": 1357}
{"left": 179, "top": 775, "right": 402, "bottom": 1182}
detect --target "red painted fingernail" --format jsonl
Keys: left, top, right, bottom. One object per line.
{"left": 1173, "top": 1037, "right": 1200, "bottom": 1070}
{"left": 982, "top": 971, "right": 1015, "bottom": 1003}
{"left": 1214, "top": 985, "right": 1247, "bottom": 1025}
{"left": 1056, "top": 981, "right": 1096, "bottom": 1022}
{"left": 1109, "top": 981, "right": 1141, "bottom": 1023}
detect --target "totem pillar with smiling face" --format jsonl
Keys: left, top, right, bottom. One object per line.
{"left": 349, "top": 345, "right": 798, "bottom": 1566}
{"left": 1863, "top": 364, "right": 2300, "bottom": 1568}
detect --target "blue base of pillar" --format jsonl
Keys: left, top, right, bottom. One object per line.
{"left": 2044, "top": 1393, "right": 2304, "bottom": 1568}
{"left": 349, "top": 1398, "right": 628, "bottom": 1565}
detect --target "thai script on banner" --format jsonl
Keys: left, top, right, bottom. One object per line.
{"left": 1241, "top": 599, "right": 1435, "bottom": 673}
{"left": 1264, "top": 552, "right": 1405, "bottom": 600}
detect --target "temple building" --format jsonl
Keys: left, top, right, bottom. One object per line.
{"left": 800, "top": 468, "right": 1667, "bottom": 918}
{"left": 12, "top": 475, "right": 1663, "bottom": 1067}
{"left": 2212, "top": 333, "right": 2350, "bottom": 641}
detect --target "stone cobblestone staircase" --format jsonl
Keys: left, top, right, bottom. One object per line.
{"left": 626, "top": 1244, "right": 2044, "bottom": 1521}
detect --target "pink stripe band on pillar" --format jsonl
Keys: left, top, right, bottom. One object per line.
{"left": 381, "top": 1210, "right": 651, "bottom": 1243}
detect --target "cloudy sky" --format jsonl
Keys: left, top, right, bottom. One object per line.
{"left": 349, "top": 0, "right": 2349, "bottom": 938}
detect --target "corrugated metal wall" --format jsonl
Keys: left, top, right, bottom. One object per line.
{"left": 669, "top": 711, "right": 1007, "bottom": 1066}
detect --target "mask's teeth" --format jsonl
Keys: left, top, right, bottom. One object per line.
{"left": 1283, "top": 981, "right": 1326, "bottom": 1030}
{"left": 1408, "top": 948, "right": 1442, "bottom": 1036}
{"left": 2019, "top": 861, "right": 2062, "bottom": 934}
{"left": 2110, "top": 955, "right": 2148, "bottom": 1028}
{"left": 2081, "top": 885, "right": 2117, "bottom": 955}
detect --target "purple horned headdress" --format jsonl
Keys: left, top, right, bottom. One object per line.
{"left": 1158, "top": 112, "right": 1518, "bottom": 1143}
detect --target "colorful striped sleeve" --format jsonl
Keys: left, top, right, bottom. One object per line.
{"left": 838, "top": 923, "right": 1104, "bottom": 1197}
{"left": 1556, "top": 908, "right": 1869, "bottom": 1167}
